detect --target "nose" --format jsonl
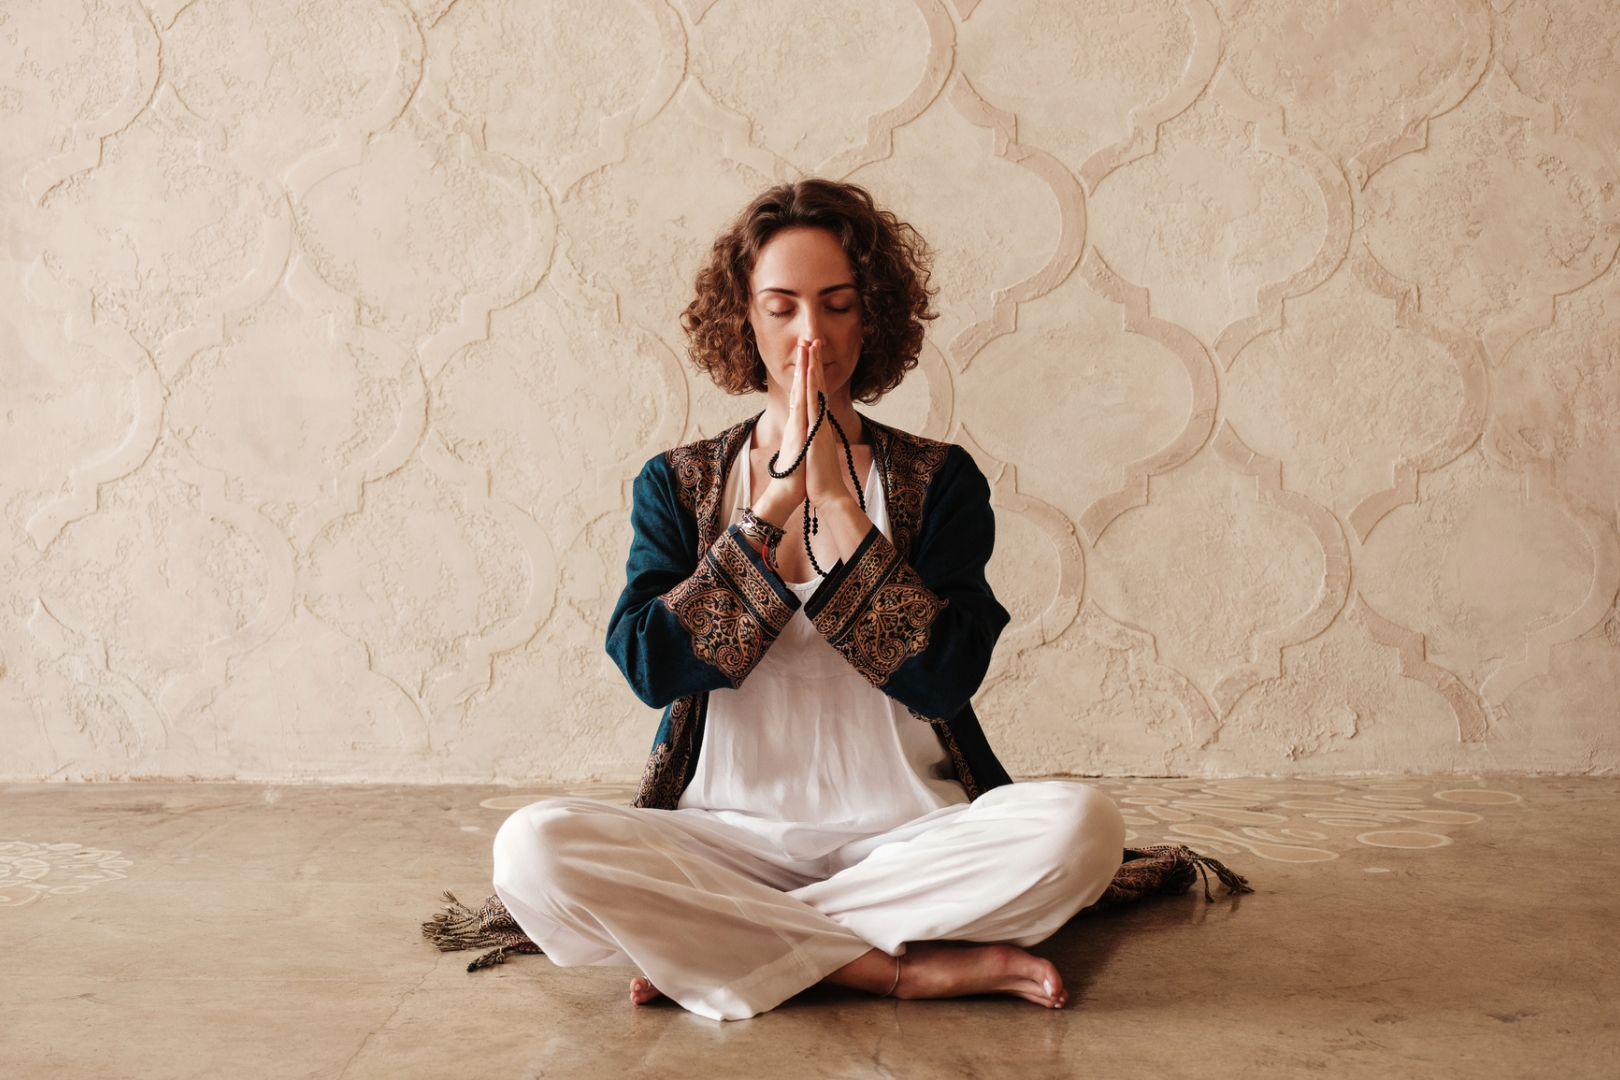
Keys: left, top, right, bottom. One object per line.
{"left": 796, "top": 310, "right": 827, "bottom": 347}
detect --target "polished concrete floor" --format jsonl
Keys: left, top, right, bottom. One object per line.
{"left": 2, "top": 774, "right": 1615, "bottom": 1079}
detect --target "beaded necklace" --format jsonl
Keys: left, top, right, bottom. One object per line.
{"left": 765, "top": 391, "right": 867, "bottom": 576}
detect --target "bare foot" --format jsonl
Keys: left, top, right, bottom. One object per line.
{"left": 893, "top": 941, "right": 1069, "bottom": 1008}
{"left": 629, "top": 974, "right": 664, "bottom": 1006}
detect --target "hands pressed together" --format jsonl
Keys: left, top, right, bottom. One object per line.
{"left": 776, "top": 337, "right": 861, "bottom": 511}
{"left": 747, "top": 336, "right": 875, "bottom": 574}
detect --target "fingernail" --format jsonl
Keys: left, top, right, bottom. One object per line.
{"left": 1044, "top": 978, "right": 1053, "bottom": 996}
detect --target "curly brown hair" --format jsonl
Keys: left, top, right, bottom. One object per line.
{"left": 679, "top": 178, "right": 940, "bottom": 404}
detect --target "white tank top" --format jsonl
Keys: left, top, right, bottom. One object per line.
{"left": 674, "top": 419, "right": 968, "bottom": 859}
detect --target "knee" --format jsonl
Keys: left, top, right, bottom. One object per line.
{"left": 491, "top": 796, "right": 607, "bottom": 900}
{"left": 1028, "top": 781, "right": 1127, "bottom": 883}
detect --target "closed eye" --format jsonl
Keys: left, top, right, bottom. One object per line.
{"left": 769, "top": 306, "right": 853, "bottom": 318}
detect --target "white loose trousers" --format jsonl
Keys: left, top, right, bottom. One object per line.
{"left": 490, "top": 779, "right": 1127, "bottom": 1022}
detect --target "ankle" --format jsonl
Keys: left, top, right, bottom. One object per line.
{"left": 823, "top": 946, "right": 904, "bottom": 996}
{"left": 883, "top": 951, "right": 904, "bottom": 998}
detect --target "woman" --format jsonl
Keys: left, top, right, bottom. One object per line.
{"left": 491, "top": 178, "right": 1129, "bottom": 1023}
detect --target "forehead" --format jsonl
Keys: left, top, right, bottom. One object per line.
{"left": 749, "top": 227, "right": 853, "bottom": 290}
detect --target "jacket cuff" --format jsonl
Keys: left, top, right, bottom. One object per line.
{"left": 802, "top": 524, "right": 949, "bottom": 687}
{"left": 657, "top": 523, "right": 801, "bottom": 686}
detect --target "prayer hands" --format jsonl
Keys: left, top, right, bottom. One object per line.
{"left": 770, "top": 340, "right": 812, "bottom": 509}
{"left": 800, "top": 338, "right": 855, "bottom": 511}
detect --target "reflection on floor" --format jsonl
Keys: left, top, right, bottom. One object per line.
{"left": 4, "top": 774, "right": 1614, "bottom": 1079}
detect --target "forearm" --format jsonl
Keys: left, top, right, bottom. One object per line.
{"left": 738, "top": 486, "right": 874, "bottom": 566}
{"left": 800, "top": 445, "right": 1011, "bottom": 716}
{"left": 605, "top": 456, "right": 804, "bottom": 707}
{"left": 750, "top": 480, "right": 798, "bottom": 530}
{"left": 809, "top": 493, "right": 875, "bottom": 562}
{"left": 738, "top": 482, "right": 790, "bottom": 564}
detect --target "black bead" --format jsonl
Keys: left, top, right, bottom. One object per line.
{"left": 776, "top": 392, "right": 866, "bottom": 578}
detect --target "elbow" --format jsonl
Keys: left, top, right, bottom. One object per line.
{"left": 895, "top": 668, "right": 981, "bottom": 722}
{"left": 922, "top": 683, "right": 980, "bottom": 723}
{"left": 626, "top": 658, "right": 676, "bottom": 710}
{"left": 604, "top": 627, "right": 669, "bottom": 711}
{"left": 629, "top": 681, "right": 667, "bottom": 711}
{"left": 910, "top": 633, "right": 999, "bottom": 719}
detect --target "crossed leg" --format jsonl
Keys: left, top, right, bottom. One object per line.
{"left": 631, "top": 938, "right": 1070, "bottom": 1010}
{"left": 492, "top": 779, "right": 1125, "bottom": 1022}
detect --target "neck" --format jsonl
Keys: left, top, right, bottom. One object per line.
{"left": 754, "top": 388, "right": 864, "bottom": 451}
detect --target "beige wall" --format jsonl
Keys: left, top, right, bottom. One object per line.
{"left": 3, "top": 0, "right": 1616, "bottom": 783}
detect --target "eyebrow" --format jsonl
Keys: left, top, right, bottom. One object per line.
{"left": 758, "top": 284, "right": 856, "bottom": 297}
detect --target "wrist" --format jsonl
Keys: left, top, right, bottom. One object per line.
{"left": 752, "top": 484, "right": 797, "bottom": 528}
{"left": 737, "top": 528, "right": 773, "bottom": 564}
{"left": 812, "top": 491, "right": 859, "bottom": 514}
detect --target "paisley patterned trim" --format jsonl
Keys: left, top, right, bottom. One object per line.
{"left": 665, "top": 416, "right": 758, "bottom": 553}
{"left": 665, "top": 411, "right": 949, "bottom": 564}
{"left": 915, "top": 708, "right": 982, "bottom": 800}
{"left": 633, "top": 740, "right": 675, "bottom": 809}
{"left": 640, "top": 411, "right": 956, "bottom": 807}
{"left": 658, "top": 527, "right": 796, "bottom": 687}
{"left": 712, "top": 525, "right": 796, "bottom": 627}
{"left": 633, "top": 695, "right": 705, "bottom": 810}
{"left": 801, "top": 419, "right": 953, "bottom": 687}
{"left": 864, "top": 416, "right": 950, "bottom": 564}
{"left": 804, "top": 525, "right": 950, "bottom": 688}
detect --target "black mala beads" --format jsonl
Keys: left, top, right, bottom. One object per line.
{"left": 765, "top": 391, "right": 867, "bottom": 577}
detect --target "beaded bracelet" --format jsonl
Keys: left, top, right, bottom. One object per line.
{"left": 738, "top": 507, "right": 786, "bottom": 572}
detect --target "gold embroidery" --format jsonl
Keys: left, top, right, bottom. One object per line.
{"left": 665, "top": 443, "right": 711, "bottom": 524}
{"left": 850, "top": 574, "right": 949, "bottom": 682}
{"left": 659, "top": 532, "right": 793, "bottom": 686}
{"left": 658, "top": 417, "right": 795, "bottom": 686}
{"left": 865, "top": 417, "right": 950, "bottom": 564}
{"left": 634, "top": 696, "right": 704, "bottom": 809}
{"left": 665, "top": 417, "right": 756, "bottom": 553}
{"left": 632, "top": 740, "right": 674, "bottom": 809}
{"left": 644, "top": 414, "right": 955, "bottom": 802}
{"left": 918, "top": 711, "right": 982, "bottom": 800}
{"left": 808, "top": 528, "right": 948, "bottom": 687}
{"left": 808, "top": 530, "right": 897, "bottom": 634}
{"left": 713, "top": 529, "right": 795, "bottom": 630}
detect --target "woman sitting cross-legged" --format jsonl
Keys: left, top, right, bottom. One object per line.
{"left": 491, "top": 178, "right": 1129, "bottom": 1023}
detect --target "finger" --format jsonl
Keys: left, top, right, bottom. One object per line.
{"left": 800, "top": 341, "right": 812, "bottom": 427}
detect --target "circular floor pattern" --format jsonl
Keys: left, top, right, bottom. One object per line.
{"left": 1356, "top": 830, "right": 1453, "bottom": 849}
{"left": 1432, "top": 789, "right": 1522, "bottom": 804}
{"left": 1090, "top": 777, "right": 1520, "bottom": 862}
{"left": 0, "top": 841, "right": 133, "bottom": 907}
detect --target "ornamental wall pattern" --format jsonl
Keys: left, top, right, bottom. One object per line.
{"left": 2, "top": 0, "right": 1616, "bottom": 782}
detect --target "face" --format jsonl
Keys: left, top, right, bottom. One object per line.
{"left": 747, "top": 226, "right": 862, "bottom": 399}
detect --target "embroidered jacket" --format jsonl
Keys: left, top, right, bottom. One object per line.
{"left": 604, "top": 408, "right": 1017, "bottom": 810}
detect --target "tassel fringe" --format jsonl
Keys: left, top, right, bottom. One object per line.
{"left": 422, "top": 843, "right": 1253, "bottom": 971}
{"left": 1094, "top": 843, "right": 1255, "bottom": 908}
{"left": 420, "top": 889, "right": 546, "bottom": 972}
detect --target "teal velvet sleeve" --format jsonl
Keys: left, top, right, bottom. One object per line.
{"left": 604, "top": 453, "right": 803, "bottom": 709}
{"left": 801, "top": 444, "right": 1010, "bottom": 720}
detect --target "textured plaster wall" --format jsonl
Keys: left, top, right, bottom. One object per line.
{"left": 2, "top": 0, "right": 1617, "bottom": 784}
